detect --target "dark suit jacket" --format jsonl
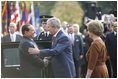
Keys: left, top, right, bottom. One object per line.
{"left": 34, "top": 32, "right": 53, "bottom": 77}
{"left": 39, "top": 30, "right": 76, "bottom": 78}
{"left": 34, "top": 32, "right": 53, "bottom": 41}
{"left": 72, "top": 34, "right": 84, "bottom": 61}
{"left": 18, "top": 36, "right": 45, "bottom": 78}
{"left": 2, "top": 33, "right": 22, "bottom": 43}
{"left": 105, "top": 32, "right": 117, "bottom": 61}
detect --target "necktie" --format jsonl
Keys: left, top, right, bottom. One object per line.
{"left": 52, "top": 36, "right": 55, "bottom": 43}
{"left": 46, "top": 32, "right": 47, "bottom": 37}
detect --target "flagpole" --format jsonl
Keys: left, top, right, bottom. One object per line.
{"left": 31, "top": 1, "right": 35, "bottom": 27}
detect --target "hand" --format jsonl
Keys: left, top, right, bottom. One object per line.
{"left": 107, "top": 56, "right": 110, "bottom": 60}
{"left": 28, "top": 48, "right": 40, "bottom": 54}
{"left": 86, "top": 69, "right": 93, "bottom": 78}
{"left": 85, "top": 73, "right": 91, "bottom": 78}
{"left": 43, "top": 57, "right": 48, "bottom": 67}
{"left": 79, "top": 55, "right": 83, "bottom": 60}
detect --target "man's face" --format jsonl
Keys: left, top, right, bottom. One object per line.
{"left": 62, "top": 23, "right": 66, "bottom": 29}
{"left": 113, "top": 23, "right": 117, "bottom": 32}
{"left": 26, "top": 25, "right": 36, "bottom": 39}
{"left": 47, "top": 22, "right": 55, "bottom": 34}
{"left": 68, "top": 26, "right": 74, "bottom": 34}
{"left": 42, "top": 23, "right": 48, "bottom": 31}
{"left": 9, "top": 24, "right": 16, "bottom": 34}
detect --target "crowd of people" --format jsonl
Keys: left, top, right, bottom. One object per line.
{"left": 1, "top": 13, "right": 117, "bottom": 78}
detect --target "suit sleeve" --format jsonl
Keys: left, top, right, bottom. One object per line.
{"left": 40, "top": 36, "right": 71, "bottom": 57}
{"left": 21, "top": 42, "right": 45, "bottom": 67}
{"left": 87, "top": 43, "right": 99, "bottom": 70}
{"left": 105, "top": 35, "right": 110, "bottom": 56}
{"left": 79, "top": 35, "right": 84, "bottom": 56}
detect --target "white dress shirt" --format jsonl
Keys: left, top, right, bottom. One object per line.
{"left": 10, "top": 33, "right": 16, "bottom": 42}
{"left": 44, "top": 31, "right": 50, "bottom": 37}
{"left": 114, "top": 32, "right": 117, "bottom": 36}
{"left": 69, "top": 33, "right": 75, "bottom": 45}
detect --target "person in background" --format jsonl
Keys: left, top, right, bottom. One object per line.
{"left": 108, "top": 14, "right": 115, "bottom": 32}
{"left": 38, "top": 27, "right": 44, "bottom": 34}
{"left": 18, "top": 24, "right": 48, "bottom": 78}
{"left": 105, "top": 22, "right": 117, "bottom": 78}
{"left": 103, "top": 16, "right": 110, "bottom": 34}
{"left": 34, "top": 26, "right": 44, "bottom": 40}
{"left": 68, "top": 25, "right": 83, "bottom": 78}
{"left": 28, "top": 17, "right": 76, "bottom": 78}
{"left": 2, "top": 22, "right": 22, "bottom": 43}
{"left": 86, "top": 20, "right": 108, "bottom": 78}
{"left": 81, "top": 29, "right": 92, "bottom": 78}
{"left": 61, "top": 21, "right": 69, "bottom": 35}
{"left": 73, "top": 24, "right": 82, "bottom": 35}
{"left": 34, "top": 15, "right": 53, "bottom": 41}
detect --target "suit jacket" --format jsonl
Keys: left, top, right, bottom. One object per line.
{"left": 18, "top": 36, "right": 45, "bottom": 78}
{"left": 2, "top": 33, "right": 22, "bottom": 43}
{"left": 34, "top": 32, "right": 53, "bottom": 41}
{"left": 105, "top": 32, "right": 117, "bottom": 61}
{"left": 72, "top": 34, "right": 84, "bottom": 61}
{"left": 39, "top": 30, "right": 76, "bottom": 78}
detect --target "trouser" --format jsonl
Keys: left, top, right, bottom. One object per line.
{"left": 73, "top": 58, "right": 79, "bottom": 78}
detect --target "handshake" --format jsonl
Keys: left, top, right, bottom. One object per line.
{"left": 28, "top": 48, "right": 49, "bottom": 67}
{"left": 43, "top": 57, "right": 49, "bottom": 67}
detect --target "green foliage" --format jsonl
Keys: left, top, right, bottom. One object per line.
{"left": 96, "top": 1, "right": 117, "bottom": 14}
{"left": 51, "top": 1, "right": 84, "bottom": 27}
{"left": 33, "top": 1, "right": 56, "bottom": 15}
{"left": 33, "top": 1, "right": 40, "bottom": 14}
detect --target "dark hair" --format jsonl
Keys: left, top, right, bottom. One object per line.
{"left": 22, "top": 24, "right": 31, "bottom": 35}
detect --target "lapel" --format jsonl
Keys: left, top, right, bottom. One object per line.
{"left": 25, "top": 36, "right": 38, "bottom": 48}
{"left": 16, "top": 34, "right": 18, "bottom": 41}
{"left": 111, "top": 32, "right": 117, "bottom": 41}
{"left": 74, "top": 34, "right": 80, "bottom": 44}
{"left": 8, "top": 33, "right": 11, "bottom": 42}
{"left": 30, "top": 39, "right": 38, "bottom": 48}
{"left": 52, "top": 30, "right": 62, "bottom": 48}
{"left": 74, "top": 34, "right": 76, "bottom": 45}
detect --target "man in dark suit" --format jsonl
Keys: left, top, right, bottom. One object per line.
{"left": 68, "top": 25, "right": 84, "bottom": 77}
{"left": 28, "top": 17, "right": 76, "bottom": 78}
{"left": 18, "top": 24, "right": 48, "bottom": 78}
{"left": 105, "top": 22, "right": 117, "bottom": 78}
{"left": 2, "top": 22, "right": 22, "bottom": 43}
{"left": 34, "top": 15, "right": 53, "bottom": 41}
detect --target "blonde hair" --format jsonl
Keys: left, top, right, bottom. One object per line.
{"left": 73, "top": 24, "right": 79, "bottom": 33}
{"left": 87, "top": 20, "right": 104, "bottom": 36}
{"left": 73, "top": 24, "right": 79, "bottom": 29}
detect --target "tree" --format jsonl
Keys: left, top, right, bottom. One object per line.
{"left": 96, "top": 1, "right": 117, "bottom": 14}
{"left": 51, "top": 1, "right": 84, "bottom": 27}
{"left": 33, "top": 1, "right": 56, "bottom": 15}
